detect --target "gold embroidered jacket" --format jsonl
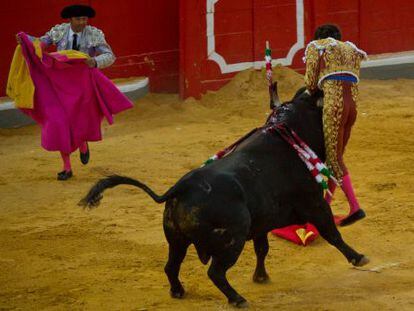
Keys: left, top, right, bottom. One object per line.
{"left": 304, "top": 38, "right": 367, "bottom": 92}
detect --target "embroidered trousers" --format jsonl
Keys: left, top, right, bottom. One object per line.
{"left": 322, "top": 80, "right": 358, "bottom": 181}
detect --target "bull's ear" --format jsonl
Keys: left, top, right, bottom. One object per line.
{"left": 313, "top": 89, "right": 324, "bottom": 107}
{"left": 314, "top": 89, "right": 324, "bottom": 98}
{"left": 270, "top": 82, "right": 281, "bottom": 108}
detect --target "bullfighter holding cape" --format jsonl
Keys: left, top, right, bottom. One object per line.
{"left": 7, "top": 5, "right": 133, "bottom": 180}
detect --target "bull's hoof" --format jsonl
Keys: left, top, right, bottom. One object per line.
{"left": 170, "top": 288, "right": 185, "bottom": 299}
{"left": 352, "top": 255, "right": 370, "bottom": 267}
{"left": 253, "top": 273, "right": 270, "bottom": 284}
{"left": 229, "top": 297, "right": 249, "bottom": 309}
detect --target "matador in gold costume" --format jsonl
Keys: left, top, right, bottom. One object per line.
{"left": 304, "top": 24, "right": 367, "bottom": 226}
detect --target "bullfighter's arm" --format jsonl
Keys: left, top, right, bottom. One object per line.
{"left": 38, "top": 33, "right": 53, "bottom": 48}
{"left": 304, "top": 43, "right": 320, "bottom": 94}
{"left": 37, "top": 24, "right": 69, "bottom": 48}
{"left": 90, "top": 29, "right": 116, "bottom": 69}
{"left": 94, "top": 40, "right": 116, "bottom": 69}
{"left": 23, "top": 31, "right": 53, "bottom": 48}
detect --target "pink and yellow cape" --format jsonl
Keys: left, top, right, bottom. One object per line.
{"left": 6, "top": 32, "right": 133, "bottom": 153}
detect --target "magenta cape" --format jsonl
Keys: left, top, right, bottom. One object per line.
{"left": 18, "top": 33, "right": 133, "bottom": 153}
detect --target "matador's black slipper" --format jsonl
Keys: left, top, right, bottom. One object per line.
{"left": 57, "top": 170, "right": 73, "bottom": 181}
{"left": 339, "top": 209, "right": 366, "bottom": 227}
{"left": 80, "top": 143, "right": 90, "bottom": 165}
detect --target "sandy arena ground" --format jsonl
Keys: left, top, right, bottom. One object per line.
{"left": 1, "top": 68, "right": 413, "bottom": 310}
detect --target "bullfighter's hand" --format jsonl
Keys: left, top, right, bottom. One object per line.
{"left": 85, "top": 58, "right": 97, "bottom": 68}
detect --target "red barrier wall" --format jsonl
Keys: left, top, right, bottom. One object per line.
{"left": 359, "top": 0, "right": 414, "bottom": 53}
{"left": 0, "top": 0, "right": 179, "bottom": 97}
{"left": 1, "top": 1, "right": 414, "bottom": 99}
{"left": 180, "top": 0, "right": 414, "bottom": 99}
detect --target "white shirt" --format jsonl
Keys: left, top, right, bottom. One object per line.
{"left": 68, "top": 27, "right": 82, "bottom": 50}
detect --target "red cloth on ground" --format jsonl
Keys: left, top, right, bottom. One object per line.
{"left": 271, "top": 215, "right": 344, "bottom": 246}
{"left": 271, "top": 223, "right": 319, "bottom": 246}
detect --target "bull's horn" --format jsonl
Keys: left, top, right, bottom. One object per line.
{"left": 270, "top": 81, "right": 281, "bottom": 108}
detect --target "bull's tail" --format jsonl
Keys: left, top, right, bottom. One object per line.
{"left": 79, "top": 175, "right": 176, "bottom": 208}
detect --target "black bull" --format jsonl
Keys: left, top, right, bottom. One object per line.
{"left": 80, "top": 87, "right": 368, "bottom": 308}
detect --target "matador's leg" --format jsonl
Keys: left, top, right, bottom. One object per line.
{"left": 339, "top": 82, "right": 365, "bottom": 226}
{"left": 322, "top": 81, "right": 365, "bottom": 226}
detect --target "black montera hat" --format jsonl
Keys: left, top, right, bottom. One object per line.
{"left": 61, "top": 4, "right": 96, "bottom": 19}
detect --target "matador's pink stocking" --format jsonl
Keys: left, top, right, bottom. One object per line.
{"left": 60, "top": 152, "right": 72, "bottom": 172}
{"left": 341, "top": 173, "right": 360, "bottom": 214}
